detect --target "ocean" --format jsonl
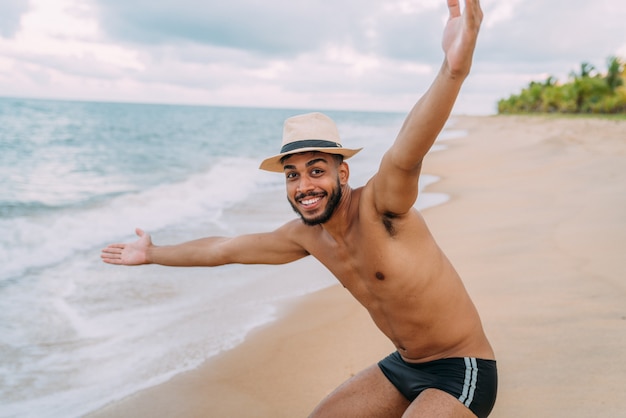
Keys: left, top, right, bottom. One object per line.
{"left": 0, "top": 97, "right": 458, "bottom": 417}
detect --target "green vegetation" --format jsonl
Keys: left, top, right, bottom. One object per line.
{"left": 498, "top": 56, "right": 626, "bottom": 115}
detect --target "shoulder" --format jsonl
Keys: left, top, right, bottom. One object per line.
{"left": 278, "top": 218, "right": 312, "bottom": 237}
{"left": 358, "top": 179, "right": 394, "bottom": 218}
{"left": 278, "top": 218, "right": 322, "bottom": 247}
{"left": 357, "top": 180, "right": 428, "bottom": 236}
{"left": 361, "top": 150, "right": 421, "bottom": 216}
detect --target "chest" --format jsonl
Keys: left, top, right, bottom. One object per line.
{"left": 309, "top": 227, "right": 423, "bottom": 304}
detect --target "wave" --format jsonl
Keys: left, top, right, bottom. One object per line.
{"left": 0, "top": 157, "right": 280, "bottom": 282}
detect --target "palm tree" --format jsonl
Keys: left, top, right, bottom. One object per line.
{"left": 580, "top": 62, "right": 596, "bottom": 78}
{"left": 497, "top": 56, "right": 626, "bottom": 114}
{"left": 605, "top": 56, "right": 624, "bottom": 93}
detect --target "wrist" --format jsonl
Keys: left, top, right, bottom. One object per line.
{"left": 441, "top": 58, "right": 471, "bottom": 82}
{"left": 145, "top": 245, "right": 156, "bottom": 264}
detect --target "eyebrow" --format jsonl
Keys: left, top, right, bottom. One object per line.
{"left": 283, "top": 157, "right": 329, "bottom": 171}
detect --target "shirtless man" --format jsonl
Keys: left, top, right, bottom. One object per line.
{"left": 102, "top": 0, "right": 496, "bottom": 416}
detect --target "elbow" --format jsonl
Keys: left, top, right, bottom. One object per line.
{"left": 395, "top": 155, "right": 423, "bottom": 176}
{"left": 385, "top": 150, "right": 423, "bottom": 174}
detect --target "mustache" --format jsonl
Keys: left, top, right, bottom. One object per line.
{"left": 295, "top": 191, "right": 326, "bottom": 201}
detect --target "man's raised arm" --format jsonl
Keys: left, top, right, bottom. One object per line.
{"left": 101, "top": 222, "right": 309, "bottom": 267}
{"left": 371, "top": 0, "right": 483, "bottom": 215}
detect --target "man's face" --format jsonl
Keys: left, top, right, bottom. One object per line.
{"left": 282, "top": 152, "right": 345, "bottom": 226}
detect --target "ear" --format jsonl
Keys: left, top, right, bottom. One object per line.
{"left": 338, "top": 161, "right": 350, "bottom": 185}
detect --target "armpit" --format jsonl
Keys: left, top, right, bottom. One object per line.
{"left": 382, "top": 212, "right": 399, "bottom": 236}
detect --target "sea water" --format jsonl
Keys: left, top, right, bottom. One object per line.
{"left": 0, "top": 97, "right": 461, "bottom": 417}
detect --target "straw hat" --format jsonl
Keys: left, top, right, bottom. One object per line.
{"left": 259, "top": 112, "right": 362, "bottom": 172}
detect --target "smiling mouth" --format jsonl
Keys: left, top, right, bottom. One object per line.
{"left": 297, "top": 193, "right": 325, "bottom": 208}
{"left": 301, "top": 196, "right": 321, "bottom": 206}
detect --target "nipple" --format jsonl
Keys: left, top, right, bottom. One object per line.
{"left": 375, "top": 272, "right": 385, "bottom": 281}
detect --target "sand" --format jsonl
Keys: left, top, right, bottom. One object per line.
{"left": 89, "top": 115, "right": 626, "bottom": 417}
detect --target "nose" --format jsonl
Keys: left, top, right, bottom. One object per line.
{"left": 297, "top": 175, "right": 314, "bottom": 193}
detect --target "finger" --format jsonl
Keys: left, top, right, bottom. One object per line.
{"left": 447, "top": 0, "right": 461, "bottom": 18}
{"left": 102, "top": 245, "right": 124, "bottom": 253}
{"left": 101, "top": 250, "right": 119, "bottom": 259}
{"left": 104, "top": 243, "right": 125, "bottom": 249}
{"left": 101, "top": 256, "right": 123, "bottom": 265}
{"left": 465, "top": 0, "right": 483, "bottom": 24}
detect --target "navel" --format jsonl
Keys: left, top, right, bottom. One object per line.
{"left": 375, "top": 271, "right": 385, "bottom": 281}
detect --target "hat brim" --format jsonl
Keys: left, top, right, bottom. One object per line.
{"left": 259, "top": 147, "right": 362, "bottom": 173}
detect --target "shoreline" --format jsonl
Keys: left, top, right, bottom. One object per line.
{"left": 88, "top": 284, "right": 394, "bottom": 417}
{"left": 90, "top": 115, "right": 626, "bottom": 417}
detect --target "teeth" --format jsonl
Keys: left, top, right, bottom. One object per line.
{"left": 301, "top": 197, "right": 321, "bottom": 206}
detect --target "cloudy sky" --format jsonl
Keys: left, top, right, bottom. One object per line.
{"left": 1, "top": 0, "right": 624, "bottom": 114}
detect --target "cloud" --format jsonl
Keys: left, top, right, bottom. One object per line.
{"left": 83, "top": 0, "right": 451, "bottom": 109}
{"left": 93, "top": 0, "right": 451, "bottom": 63}
{"left": 0, "top": 0, "right": 625, "bottom": 114}
{"left": 479, "top": 0, "right": 626, "bottom": 71}
{"left": 0, "top": 0, "right": 30, "bottom": 37}
{"left": 95, "top": 0, "right": 368, "bottom": 55}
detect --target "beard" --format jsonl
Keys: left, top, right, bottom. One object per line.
{"left": 288, "top": 178, "right": 342, "bottom": 226}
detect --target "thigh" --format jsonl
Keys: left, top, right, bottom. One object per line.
{"left": 404, "top": 388, "right": 477, "bottom": 418}
{"left": 309, "top": 364, "right": 410, "bottom": 418}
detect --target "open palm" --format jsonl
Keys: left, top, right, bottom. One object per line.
{"left": 101, "top": 228, "right": 152, "bottom": 265}
{"left": 442, "top": 0, "right": 483, "bottom": 78}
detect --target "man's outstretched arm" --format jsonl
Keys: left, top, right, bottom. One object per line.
{"left": 372, "top": 0, "right": 483, "bottom": 215}
{"left": 101, "top": 223, "right": 309, "bottom": 267}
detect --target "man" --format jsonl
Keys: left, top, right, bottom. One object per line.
{"left": 101, "top": 0, "right": 496, "bottom": 416}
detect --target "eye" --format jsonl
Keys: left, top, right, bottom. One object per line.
{"left": 285, "top": 171, "right": 298, "bottom": 180}
{"left": 311, "top": 168, "right": 324, "bottom": 176}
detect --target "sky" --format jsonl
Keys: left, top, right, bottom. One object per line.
{"left": 0, "top": 0, "right": 624, "bottom": 115}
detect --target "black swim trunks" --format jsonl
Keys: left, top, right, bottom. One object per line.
{"left": 378, "top": 352, "right": 497, "bottom": 418}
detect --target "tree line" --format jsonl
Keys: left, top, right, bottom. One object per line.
{"left": 498, "top": 56, "right": 626, "bottom": 114}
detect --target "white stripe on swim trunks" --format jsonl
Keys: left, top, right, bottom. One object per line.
{"left": 459, "top": 357, "right": 478, "bottom": 407}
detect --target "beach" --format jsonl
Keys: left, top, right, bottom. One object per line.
{"left": 89, "top": 115, "right": 626, "bottom": 417}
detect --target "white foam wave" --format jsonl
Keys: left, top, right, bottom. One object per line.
{"left": 0, "top": 157, "right": 277, "bottom": 282}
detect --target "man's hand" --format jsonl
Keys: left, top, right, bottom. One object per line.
{"left": 442, "top": 0, "right": 483, "bottom": 78}
{"left": 101, "top": 228, "right": 152, "bottom": 265}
